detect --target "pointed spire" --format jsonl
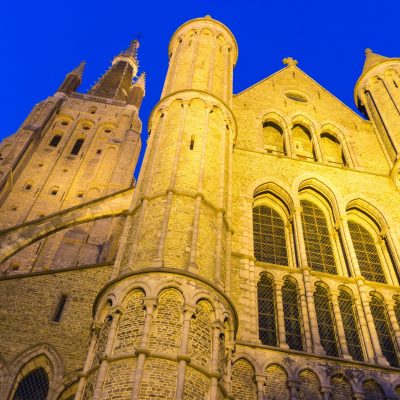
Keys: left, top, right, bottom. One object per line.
{"left": 362, "top": 48, "right": 389, "bottom": 74}
{"left": 135, "top": 72, "right": 146, "bottom": 92}
{"left": 57, "top": 61, "right": 86, "bottom": 94}
{"left": 88, "top": 39, "right": 140, "bottom": 101}
{"left": 127, "top": 72, "right": 146, "bottom": 108}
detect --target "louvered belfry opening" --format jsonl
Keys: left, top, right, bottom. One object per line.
{"left": 257, "top": 274, "right": 277, "bottom": 346}
{"left": 301, "top": 200, "right": 337, "bottom": 274}
{"left": 253, "top": 205, "right": 288, "bottom": 266}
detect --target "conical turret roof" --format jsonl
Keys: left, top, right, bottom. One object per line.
{"left": 362, "top": 48, "right": 389, "bottom": 74}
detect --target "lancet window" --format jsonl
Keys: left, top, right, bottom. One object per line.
{"left": 301, "top": 199, "right": 337, "bottom": 274}
{"left": 253, "top": 205, "right": 288, "bottom": 266}
{"left": 257, "top": 274, "right": 277, "bottom": 346}
{"left": 263, "top": 121, "right": 285, "bottom": 154}
{"left": 282, "top": 279, "right": 303, "bottom": 351}
{"left": 292, "top": 124, "right": 315, "bottom": 161}
{"left": 320, "top": 133, "right": 345, "bottom": 166}
{"left": 12, "top": 367, "right": 49, "bottom": 400}
{"left": 370, "top": 295, "right": 398, "bottom": 367}
{"left": 314, "top": 285, "right": 338, "bottom": 357}
{"left": 348, "top": 221, "right": 386, "bottom": 283}
{"left": 338, "top": 290, "right": 364, "bottom": 361}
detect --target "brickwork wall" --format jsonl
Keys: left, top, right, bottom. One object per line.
{"left": 0, "top": 265, "right": 111, "bottom": 374}
{"left": 114, "top": 290, "right": 145, "bottom": 355}
{"left": 148, "top": 289, "right": 183, "bottom": 356}
{"left": 264, "top": 364, "right": 289, "bottom": 400}
{"left": 329, "top": 375, "right": 353, "bottom": 400}
{"left": 363, "top": 380, "right": 385, "bottom": 400}
{"left": 183, "top": 365, "right": 210, "bottom": 399}
{"left": 188, "top": 300, "right": 213, "bottom": 369}
{"left": 231, "top": 359, "right": 256, "bottom": 400}
{"left": 102, "top": 359, "right": 135, "bottom": 399}
{"left": 297, "top": 370, "right": 322, "bottom": 400}
{"left": 139, "top": 358, "right": 177, "bottom": 399}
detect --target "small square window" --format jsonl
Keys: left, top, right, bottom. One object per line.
{"left": 51, "top": 190, "right": 58, "bottom": 196}
{"left": 77, "top": 193, "right": 84, "bottom": 198}
{"left": 24, "top": 184, "right": 32, "bottom": 191}
{"left": 96, "top": 149, "right": 102, "bottom": 154}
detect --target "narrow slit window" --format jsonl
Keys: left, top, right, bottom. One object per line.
{"left": 49, "top": 135, "right": 62, "bottom": 148}
{"left": 190, "top": 136, "right": 195, "bottom": 150}
{"left": 53, "top": 294, "right": 68, "bottom": 322}
{"left": 257, "top": 274, "right": 277, "bottom": 346}
{"left": 71, "top": 138, "right": 84, "bottom": 155}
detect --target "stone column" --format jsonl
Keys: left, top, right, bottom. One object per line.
{"left": 330, "top": 289, "right": 351, "bottom": 360}
{"left": 302, "top": 267, "right": 324, "bottom": 354}
{"left": 321, "top": 385, "right": 332, "bottom": 400}
{"left": 131, "top": 297, "right": 157, "bottom": 400}
{"left": 75, "top": 322, "right": 101, "bottom": 399}
{"left": 288, "top": 379, "right": 299, "bottom": 400}
{"left": 209, "top": 321, "right": 224, "bottom": 399}
{"left": 255, "top": 375, "right": 266, "bottom": 400}
{"left": 93, "top": 308, "right": 122, "bottom": 400}
{"left": 275, "top": 279, "right": 288, "bottom": 349}
{"left": 386, "top": 299, "right": 400, "bottom": 350}
{"left": 176, "top": 304, "right": 196, "bottom": 400}
{"left": 298, "top": 286, "right": 313, "bottom": 352}
{"left": 356, "top": 279, "right": 389, "bottom": 366}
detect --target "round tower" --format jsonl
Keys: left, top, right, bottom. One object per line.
{"left": 355, "top": 49, "right": 400, "bottom": 163}
{"left": 76, "top": 17, "right": 239, "bottom": 400}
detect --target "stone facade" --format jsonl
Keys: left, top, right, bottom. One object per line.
{"left": 1, "top": 14, "right": 400, "bottom": 400}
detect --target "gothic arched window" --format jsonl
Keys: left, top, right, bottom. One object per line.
{"left": 370, "top": 295, "right": 398, "bottom": 367}
{"left": 320, "top": 133, "right": 345, "bottom": 166}
{"left": 12, "top": 367, "right": 49, "bottom": 400}
{"left": 257, "top": 274, "right": 277, "bottom": 346}
{"left": 301, "top": 200, "right": 337, "bottom": 274}
{"left": 263, "top": 121, "right": 285, "bottom": 154}
{"left": 49, "top": 134, "right": 62, "bottom": 148}
{"left": 282, "top": 279, "right": 303, "bottom": 351}
{"left": 253, "top": 205, "right": 288, "bottom": 266}
{"left": 314, "top": 285, "right": 338, "bottom": 357}
{"left": 292, "top": 124, "right": 315, "bottom": 161}
{"left": 338, "top": 290, "right": 364, "bottom": 361}
{"left": 348, "top": 221, "right": 386, "bottom": 283}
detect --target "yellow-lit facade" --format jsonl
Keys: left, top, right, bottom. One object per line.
{"left": 1, "top": 15, "right": 400, "bottom": 400}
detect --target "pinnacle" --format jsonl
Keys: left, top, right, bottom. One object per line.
{"left": 282, "top": 57, "right": 298, "bottom": 67}
{"left": 71, "top": 61, "right": 86, "bottom": 79}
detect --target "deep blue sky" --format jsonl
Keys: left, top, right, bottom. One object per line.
{"left": 1, "top": 0, "right": 398, "bottom": 177}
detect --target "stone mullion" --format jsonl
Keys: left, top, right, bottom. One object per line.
{"left": 356, "top": 280, "right": 388, "bottom": 365}
{"left": 214, "top": 118, "right": 227, "bottom": 284}
{"left": 293, "top": 207, "right": 308, "bottom": 268}
{"left": 298, "top": 286, "right": 313, "bottom": 352}
{"left": 209, "top": 322, "right": 223, "bottom": 399}
{"left": 321, "top": 385, "right": 332, "bottom": 400}
{"left": 154, "top": 102, "right": 189, "bottom": 264}
{"left": 339, "top": 216, "right": 362, "bottom": 277}
{"left": 330, "top": 228, "right": 346, "bottom": 277}
{"left": 312, "top": 133, "right": 323, "bottom": 162}
{"left": 386, "top": 300, "right": 400, "bottom": 351}
{"left": 255, "top": 375, "right": 266, "bottom": 400}
{"left": 224, "top": 346, "right": 234, "bottom": 397}
{"left": 188, "top": 31, "right": 200, "bottom": 87}
{"left": 288, "top": 379, "right": 299, "bottom": 400}
{"left": 188, "top": 108, "right": 211, "bottom": 270}
{"left": 330, "top": 290, "right": 351, "bottom": 359}
{"left": 248, "top": 258, "right": 259, "bottom": 341}
{"left": 131, "top": 298, "right": 157, "bottom": 400}
{"left": 285, "top": 220, "right": 295, "bottom": 269}
{"left": 384, "top": 231, "right": 400, "bottom": 284}
{"left": 176, "top": 304, "right": 196, "bottom": 400}
{"left": 75, "top": 323, "right": 101, "bottom": 399}
{"left": 377, "top": 235, "right": 396, "bottom": 285}
{"left": 93, "top": 309, "right": 122, "bottom": 400}
{"left": 302, "top": 268, "right": 324, "bottom": 354}
{"left": 224, "top": 124, "right": 233, "bottom": 294}
{"left": 275, "top": 279, "right": 288, "bottom": 349}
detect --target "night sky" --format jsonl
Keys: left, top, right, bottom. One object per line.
{"left": 1, "top": 0, "right": 399, "bottom": 177}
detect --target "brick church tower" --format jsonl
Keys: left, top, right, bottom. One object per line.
{"left": 2, "top": 15, "right": 400, "bottom": 400}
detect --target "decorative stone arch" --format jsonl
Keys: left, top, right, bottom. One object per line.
{"left": 4, "top": 344, "right": 64, "bottom": 400}
{"left": 189, "top": 291, "right": 220, "bottom": 321}
{"left": 261, "top": 358, "right": 294, "bottom": 380}
{"left": 231, "top": 353, "right": 262, "bottom": 375}
{"left": 361, "top": 377, "right": 387, "bottom": 399}
{"left": 55, "top": 114, "right": 74, "bottom": 124}
{"left": 346, "top": 197, "right": 389, "bottom": 229}
{"left": 76, "top": 118, "right": 96, "bottom": 129}
{"left": 152, "top": 281, "right": 187, "bottom": 304}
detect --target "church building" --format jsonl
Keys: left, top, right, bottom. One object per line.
{"left": 1, "top": 15, "right": 400, "bottom": 400}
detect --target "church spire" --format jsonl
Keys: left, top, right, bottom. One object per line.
{"left": 88, "top": 40, "right": 140, "bottom": 102}
{"left": 57, "top": 61, "right": 85, "bottom": 94}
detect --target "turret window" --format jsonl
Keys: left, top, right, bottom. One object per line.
{"left": 338, "top": 290, "right": 364, "bottom": 361}
{"left": 71, "top": 139, "right": 84, "bottom": 155}
{"left": 49, "top": 135, "right": 62, "bottom": 148}
{"left": 253, "top": 205, "right": 288, "bottom": 266}
{"left": 257, "top": 274, "right": 277, "bottom": 346}
{"left": 301, "top": 200, "right": 337, "bottom": 274}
